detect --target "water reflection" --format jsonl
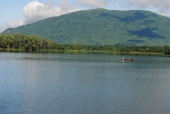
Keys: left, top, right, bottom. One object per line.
{"left": 0, "top": 53, "right": 170, "bottom": 114}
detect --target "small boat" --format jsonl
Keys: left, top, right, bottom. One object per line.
{"left": 121, "top": 57, "right": 133, "bottom": 61}
{"left": 121, "top": 57, "right": 125, "bottom": 60}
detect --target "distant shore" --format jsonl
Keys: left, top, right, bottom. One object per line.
{"left": 0, "top": 48, "right": 165, "bottom": 56}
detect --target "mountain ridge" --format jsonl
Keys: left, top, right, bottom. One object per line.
{"left": 2, "top": 8, "right": 170, "bottom": 46}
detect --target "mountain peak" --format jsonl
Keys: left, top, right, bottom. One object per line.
{"left": 2, "top": 9, "right": 170, "bottom": 46}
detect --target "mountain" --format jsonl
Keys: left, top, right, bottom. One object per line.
{"left": 2, "top": 8, "right": 170, "bottom": 46}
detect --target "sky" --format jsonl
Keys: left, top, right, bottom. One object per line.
{"left": 1, "top": 0, "right": 170, "bottom": 33}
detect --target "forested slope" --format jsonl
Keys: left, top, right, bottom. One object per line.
{"left": 3, "top": 9, "right": 170, "bottom": 46}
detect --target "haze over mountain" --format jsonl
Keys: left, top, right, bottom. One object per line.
{"left": 2, "top": 9, "right": 170, "bottom": 46}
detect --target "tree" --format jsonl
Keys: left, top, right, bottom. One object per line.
{"left": 164, "top": 46, "right": 170, "bottom": 55}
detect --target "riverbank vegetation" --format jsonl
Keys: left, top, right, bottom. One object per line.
{"left": 0, "top": 33, "right": 170, "bottom": 55}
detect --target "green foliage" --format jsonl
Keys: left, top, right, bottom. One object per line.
{"left": 2, "top": 9, "right": 170, "bottom": 46}
{"left": 164, "top": 46, "right": 170, "bottom": 55}
{"left": 1, "top": 33, "right": 170, "bottom": 54}
{"left": 0, "top": 33, "right": 54, "bottom": 51}
{"left": 115, "top": 46, "right": 166, "bottom": 53}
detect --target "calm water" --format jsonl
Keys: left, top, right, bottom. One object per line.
{"left": 0, "top": 52, "right": 170, "bottom": 114}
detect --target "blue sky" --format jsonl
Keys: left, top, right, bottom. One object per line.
{"left": 1, "top": 0, "right": 170, "bottom": 32}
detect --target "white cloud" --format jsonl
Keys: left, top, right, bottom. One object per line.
{"left": 126, "top": 0, "right": 170, "bottom": 17}
{"left": 77, "top": 0, "right": 109, "bottom": 8}
{"left": 6, "top": 1, "right": 79, "bottom": 29}
{"left": 0, "top": 25, "right": 7, "bottom": 33}
{"left": 23, "top": 1, "right": 79, "bottom": 23}
{"left": 6, "top": 20, "right": 25, "bottom": 28}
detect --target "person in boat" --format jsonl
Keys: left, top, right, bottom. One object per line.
{"left": 121, "top": 57, "right": 125, "bottom": 60}
{"left": 121, "top": 57, "right": 133, "bottom": 61}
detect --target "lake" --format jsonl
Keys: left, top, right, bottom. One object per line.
{"left": 0, "top": 52, "right": 170, "bottom": 114}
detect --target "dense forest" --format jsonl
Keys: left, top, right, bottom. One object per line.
{"left": 0, "top": 33, "right": 170, "bottom": 55}
{"left": 3, "top": 9, "right": 170, "bottom": 46}
{"left": 0, "top": 33, "right": 55, "bottom": 51}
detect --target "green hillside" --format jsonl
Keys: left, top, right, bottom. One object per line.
{"left": 2, "top": 8, "right": 170, "bottom": 46}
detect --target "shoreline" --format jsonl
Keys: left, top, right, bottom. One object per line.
{"left": 0, "top": 48, "right": 165, "bottom": 55}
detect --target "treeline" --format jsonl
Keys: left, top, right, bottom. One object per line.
{"left": 82, "top": 45, "right": 170, "bottom": 55}
{"left": 115, "top": 46, "right": 170, "bottom": 54}
{"left": 0, "top": 33, "right": 57, "bottom": 51}
{"left": 0, "top": 33, "right": 170, "bottom": 55}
